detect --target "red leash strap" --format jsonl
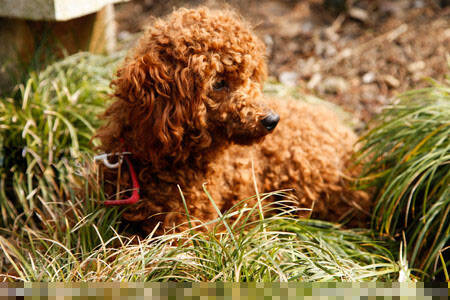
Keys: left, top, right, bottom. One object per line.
{"left": 103, "top": 156, "right": 140, "bottom": 206}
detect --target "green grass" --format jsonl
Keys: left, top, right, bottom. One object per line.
{"left": 0, "top": 52, "right": 123, "bottom": 228}
{"left": 0, "top": 185, "right": 400, "bottom": 281}
{"left": 5, "top": 51, "right": 447, "bottom": 282}
{"left": 356, "top": 78, "right": 450, "bottom": 280}
{"left": 0, "top": 52, "right": 125, "bottom": 277}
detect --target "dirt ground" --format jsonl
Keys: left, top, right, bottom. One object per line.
{"left": 115, "top": 0, "right": 450, "bottom": 125}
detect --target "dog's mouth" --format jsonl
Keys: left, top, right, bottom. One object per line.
{"left": 210, "top": 102, "right": 279, "bottom": 145}
{"left": 231, "top": 132, "right": 267, "bottom": 145}
{"left": 227, "top": 113, "right": 279, "bottom": 145}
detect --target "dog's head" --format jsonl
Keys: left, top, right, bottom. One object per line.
{"left": 101, "top": 7, "right": 279, "bottom": 168}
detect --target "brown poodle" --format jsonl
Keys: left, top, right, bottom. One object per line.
{"left": 95, "top": 7, "right": 371, "bottom": 234}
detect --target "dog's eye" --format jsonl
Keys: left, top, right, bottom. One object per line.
{"left": 213, "top": 80, "right": 227, "bottom": 91}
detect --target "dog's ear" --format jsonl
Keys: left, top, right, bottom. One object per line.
{"left": 110, "top": 53, "right": 209, "bottom": 169}
{"left": 113, "top": 54, "right": 172, "bottom": 107}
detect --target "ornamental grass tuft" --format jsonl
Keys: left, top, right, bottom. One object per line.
{"left": 356, "top": 78, "right": 450, "bottom": 280}
{"left": 0, "top": 53, "right": 124, "bottom": 271}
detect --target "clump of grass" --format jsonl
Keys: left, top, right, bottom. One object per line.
{"left": 0, "top": 52, "right": 403, "bottom": 282}
{"left": 1, "top": 185, "right": 400, "bottom": 281}
{"left": 0, "top": 154, "right": 124, "bottom": 281}
{"left": 356, "top": 78, "right": 450, "bottom": 280}
{"left": 0, "top": 52, "right": 124, "bottom": 249}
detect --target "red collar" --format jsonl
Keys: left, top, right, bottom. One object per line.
{"left": 103, "top": 141, "right": 140, "bottom": 206}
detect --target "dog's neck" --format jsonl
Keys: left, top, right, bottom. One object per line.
{"left": 135, "top": 141, "right": 228, "bottom": 187}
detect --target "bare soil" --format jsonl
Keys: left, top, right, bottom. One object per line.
{"left": 115, "top": 0, "right": 450, "bottom": 124}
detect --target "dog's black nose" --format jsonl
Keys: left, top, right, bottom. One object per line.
{"left": 261, "top": 113, "right": 280, "bottom": 132}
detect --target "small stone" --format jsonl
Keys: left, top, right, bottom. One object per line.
{"left": 414, "top": 0, "right": 425, "bottom": 8}
{"left": 325, "top": 45, "right": 337, "bottom": 57}
{"left": 264, "top": 34, "right": 274, "bottom": 56}
{"left": 382, "top": 75, "right": 400, "bottom": 88}
{"left": 279, "top": 71, "right": 299, "bottom": 87}
{"left": 307, "top": 73, "right": 322, "bottom": 90}
{"left": 280, "top": 22, "right": 303, "bottom": 39}
{"left": 407, "top": 61, "right": 425, "bottom": 73}
{"left": 302, "top": 21, "right": 314, "bottom": 34}
{"left": 340, "top": 48, "right": 352, "bottom": 59}
{"left": 348, "top": 7, "right": 369, "bottom": 23}
{"left": 362, "top": 72, "right": 376, "bottom": 84}
{"left": 118, "top": 30, "right": 132, "bottom": 41}
{"left": 298, "top": 57, "right": 320, "bottom": 77}
{"left": 320, "top": 76, "right": 349, "bottom": 94}
{"left": 445, "top": 28, "right": 450, "bottom": 38}
{"left": 264, "top": 34, "right": 273, "bottom": 47}
{"left": 324, "top": 29, "right": 339, "bottom": 42}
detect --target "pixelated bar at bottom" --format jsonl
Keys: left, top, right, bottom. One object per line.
{"left": 0, "top": 282, "right": 448, "bottom": 300}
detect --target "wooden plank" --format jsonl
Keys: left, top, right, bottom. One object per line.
{"left": 0, "top": 0, "right": 125, "bottom": 21}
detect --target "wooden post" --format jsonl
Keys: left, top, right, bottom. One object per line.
{"left": 0, "top": 0, "right": 125, "bottom": 94}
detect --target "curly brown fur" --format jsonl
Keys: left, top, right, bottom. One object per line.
{"left": 96, "top": 7, "right": 371, "bottom": 234}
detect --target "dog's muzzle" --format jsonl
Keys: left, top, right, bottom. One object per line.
{"left": 261, "top": 112, "right": 280, "bottom": 132}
